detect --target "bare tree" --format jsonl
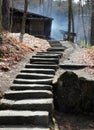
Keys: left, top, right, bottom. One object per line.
{"left": 90, "top": 0, "right": 94, "bottom": 45}
{"left": 43, "top": 0, "right": 45, "bottom": 15}
{"left": 68, "top": 0, "right": 72, "bottom": 41}
{"left": 39, "top": 0, "right": 43, "bottom": 14}
{"left": 67, "top": 0, "right": 75, "bottom": 42}
{"left": 0, "top": 0, "right": 2, "bottom": 30}
{"left": 10, "top": 0, "right": 14, "bottom": 32}
{"left": 47, "top": 0, "right": 52, "bottom": 16}
{"left": 20, "top": 0, "right": 28, "bottom": 42}
{"left": 2, "top": 0, "right": 10, "bottom": 30}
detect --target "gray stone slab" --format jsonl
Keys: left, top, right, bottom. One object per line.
{"left": 36, "top": 53, "right": 61, "bottom": 56}
{"left": 30, "top": 61, "right": 57, "bottom": 65}
{"left": 0, "top": 127, "right": 49, "bottom": 130}
{"left": 49, "top": 42, "right": 62, "bottom": 44}
{"left": 16, "top": 73, "right": 54, "bottom": 79}
{"left": 21, "top": 68, "right": 55, "bottom": 75}
{"left": 0, "top": 110, "right": 49, "bottom": 127}
{"left": 4, "top": 90, "right": 53, "bottom": 100}
{"left": 48, "top": 43, "right": 63, "bottom": 47}
{"left": 0, "top": 98, "right": 53, "bottom": 112}
{"left": 37, "top": 51, "right": 63, "bottom": 54}
{"left": 49, "top": 42, "right": 62, "bottom": 45}
{"left": 25, "top": 64, "right": 58, "bottom": 70}
{"left": 36, "top": 52, "right": 62, "bottom": 58}
{"left": 32, "top": 55, "right": 59, "bottom": 59}
{"left": 46, "top": 51, "right": 63, "bottom": 55}
{"left": 10, "top": 84, "right": 52, "bottom": 91}
{"left": 47, "top": 47, "right": 65, "bottom": 51}
{"left": 50, "top": 44, "right": 63, "bottom": 47}
{"left": 59, "top": 64, "right": 88, "bottom": 69}
{"left": 13, "top": 78, "right": 53, "bottom": 85}
{"left": 30, "top": 57, "right": 59, "bottom": 64}
{"left": 48, "top": 40, "right": 60, "bottom": 43}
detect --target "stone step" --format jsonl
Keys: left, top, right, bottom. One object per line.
{"left": 0, "top": 110, "right": 49, "bottom": 127}
{"left": 21, "top": 68, "right": 55, "bottom": 75}
{"left": 4, "top": 90, "right": 53, "bottom": 100}
{"left": 50, "top": 44, "right": 63, "bottom": 47}
{"left": 0, "top": 128, "right": 49, "bottom": 130}
{"left": 30, "top": 57, "right": 59, "bottom": 64}
{"left": 46, "top": 51, "right": 63, "bottom": 55}
{"left": 16, "top": 73, "right": 54, "bottom": 79}
{"left": 48, "top": 40, "right": 60, "bottom": 43}
{"left": 10, "top": 84, "right": 52, "bottom": 91}
{"left": 47, "top": 47, "right": 65, "bottom": 52}
{"left": 13, "top": 78, "right": 53, "bottom": 85}
{"left": 36, "top": 53, "right": 62, "bottom": 58}
{"left": 49, "top": 43, "right": 63, "bottom": 47}
{"left": 30, "top": 61, "right": 57, "bottom": 65}
{"left": 59, "top": 64, "right": 88, "bottom": 69}
{"left": 0, "top": 98, "right": 53, "bottom": 113}
{"left": 32, "top": 55, "right": 59, "bottom": 59}
{"left": 25, "top": 64, "right": 58, "bottom": 70}
{"left": 37, "top": 52, "right": 62, "bottom": 58}
{"left": 49, "top": 42, "right": 62, "bottom": 45}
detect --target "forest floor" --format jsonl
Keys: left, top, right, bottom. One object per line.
{"left": 0, "top": 32, "right": 50, "bottom": 96}
{"left": 0, "top": 32, "right": 94, "bottom": 130}
{"left": 53, "top": 41, "right": 94, "bottom": 130}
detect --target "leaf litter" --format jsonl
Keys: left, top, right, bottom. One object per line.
{"left": 0, "top": 32, "right": 50, "bottom": 71}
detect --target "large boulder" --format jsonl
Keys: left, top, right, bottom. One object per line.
{"left": 53, "top": 71, "right": 81, "bottom": 113}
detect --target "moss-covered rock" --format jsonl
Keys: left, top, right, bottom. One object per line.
{"left": 53, "top": 71, "right": 81, "bottom": 113}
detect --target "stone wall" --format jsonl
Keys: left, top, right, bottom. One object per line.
{"left": 53, "top": 71, "right": 94, "bottom": 113}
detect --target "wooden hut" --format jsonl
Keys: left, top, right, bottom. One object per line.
{"left": 9, "top": 8, "right": 53, "bottom": 38}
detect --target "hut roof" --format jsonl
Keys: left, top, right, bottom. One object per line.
{"left": 10, "top": 7, "right": 53, "bottom": 21}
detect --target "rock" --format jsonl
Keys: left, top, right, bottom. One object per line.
{"left": 53, "top": 71, "right": 81, "bottom": 113}
{"left": 89, "top": 123, "right": 94, "bottom": 128}
{"left": 79, "top": 77, "right": 94, "bottom": 113}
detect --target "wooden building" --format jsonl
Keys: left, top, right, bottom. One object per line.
{"left": 9, "top": 8, "right": 53, "bottom": 38}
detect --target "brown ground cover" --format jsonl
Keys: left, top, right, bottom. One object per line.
{"left": 0, "top": 34, "right": 94, "bottom": 130}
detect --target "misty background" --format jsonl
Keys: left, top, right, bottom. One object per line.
{"left": 13, "top": 0, "right": 91, "bottom": 44}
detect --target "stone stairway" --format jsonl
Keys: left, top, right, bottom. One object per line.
{"left": 0, "top": 40, "right": 65, "bottom": 129}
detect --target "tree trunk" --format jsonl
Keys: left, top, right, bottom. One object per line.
{"left": 71, "top": 1, "right": 75, "bottom": 42}
{"left": 68, "top": 0, "right": 72, "bottom": 41}
{"left": 71, "top": 6, "right": 74, "bottom": 34}
{"left": 67, "top": 0, "right": 75, "bottom": 42}
{"left": 10, "top": 0, "right": 14, "bottom": 32}
{"left": 90, "top": 0, "right": 94, "bottom": 45}
{"left": 47, "top": 0, "right": 52, "bottom": 16}
{"left": 0, "top": 0, "right": 2, "bottom": 30}
{"left": 2, "top": 0, "right": 10, "bottom": 30}
{"left": 39, "top": 0, "right": 43, "bottom": 14}
{"left": 43, "top": 0, "right": 45, "bottom": 15}
{"left": 20, "top": 0, "right": 28, "bottom": 42}
{"left": 81, "top": 1, "right": 87, "bottom": 45}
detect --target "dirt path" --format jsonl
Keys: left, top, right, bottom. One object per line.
{"left": 0, "top": 33, "right": 50, "bottom": 96}
{"left": 54, "top": 111, "right": 94, "bottom": 130}
{"left": 0, "top": 52, "right": 34, "bottom": 95}
{"left": 54, "top": 41, "right": 94, "bottom": 130}
{"left": 60, "top": 41, "right": 94, "bottom": 80}
{"left": 0, "top": 39, "right": 94, "bottom": 130}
